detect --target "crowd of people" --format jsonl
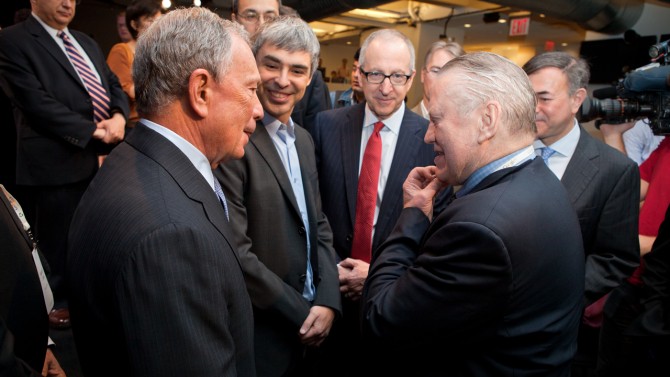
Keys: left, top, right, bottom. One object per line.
{"left": 0, "top": 0, "right": 668, "bottom": 376}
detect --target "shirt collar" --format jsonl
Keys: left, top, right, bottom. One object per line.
{"left": 263, "top": 113, "right": 295, "bottom": 138}
{"left": 363, "top": 101, "right": 405, "bottom": 135}
{"left": 533, "top": 119, "right": 581, "bottom": 157}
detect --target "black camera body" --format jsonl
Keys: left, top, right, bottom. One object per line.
{"left": 579, "top": 39, "right": 670, "bottom": 135}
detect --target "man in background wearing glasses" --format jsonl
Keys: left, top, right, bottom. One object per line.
{"left": 310, "top": 29, "right": 447, "bottom": 377}
{"left": 231, "top": 0, "right": 331, "bottom": 131}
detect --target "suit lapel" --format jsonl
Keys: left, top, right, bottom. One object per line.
{"left": 125, "top": 123, "right": 236, "bottom": 254}
{"left": 342, "top": 105, "right": 366, "bottom": 226}
{"left": 249, "top": 121, "right": 302, "bottom": 215}
{"left": 373, "top": 109, "right": 426, "bottom": 247}
{"left": 26, "top": 17, "right": 86, "bottom": 92}
{"left": 561, "top": 127, "right": 599, "bottom": 205}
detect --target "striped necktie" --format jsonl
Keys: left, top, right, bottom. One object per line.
{"left": 57, "top": 31, "right": 110, "bottom": 123}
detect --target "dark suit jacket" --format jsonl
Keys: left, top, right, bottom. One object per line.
{"left": 311, "top": 103, "right": 438, "bottom": 261}
{"left": 67, "top": 123, "right": 254, "bottom": 377}
{"left": 362, "top": 158, "right": 585, "bottom": 377}
{"left": 216, "top": 121, "right": 340, "bottom": 377}
{"left": 291, "top": 70, "right": 331, "bottom": 132}
{"left": 0, "top": 15, "right": 128, "bottom": 186}
{"left": 0, "top": 188, "right": 48, "bottom": 376}
{"left": 562, "top": 127, "right": 640, "bottom": 305}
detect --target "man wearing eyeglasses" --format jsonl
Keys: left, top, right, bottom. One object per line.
{"left": 231, "top": 0, "right": 332, "bottom": 131}
{"left": 310, "top": 29, "right": 446, "bottom": 377}
{"left": 0, "top": 0, "right": 128, "bottom": 330}
{"left": 411, "top": 40, "right": 465, "bottom": 120}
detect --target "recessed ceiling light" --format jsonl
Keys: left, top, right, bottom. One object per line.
{"left": 561, "top": 42, "right": 568, "bottom": 47}
{"left": 498, "top": 19, "right": 507, "bottom": 23}
{"left": 539, "top": 14, "right": 546, "bottom": 18}
{"left": 346, "top": 41, "right": 352, "bottom": 45}
{"left": 464, "top": 23, "right": 471, "bottom": 28}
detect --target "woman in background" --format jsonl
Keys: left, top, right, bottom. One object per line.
{"left": 107, "top": 0, "right": 162, "bottom": 129}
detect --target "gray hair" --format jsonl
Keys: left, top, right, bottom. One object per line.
{"left": 133, "top": 7, "right": 249, "bottom": 116}
{"left": 423, "top": 40, "right": 465, "bottom": 67}
{"left": 251, "top": 15, "right": 319, "bottom": 74}
{"left": 441, "top": 52, "right": 537, "bottom": 136}
{"left": 359, "top": 29, "right": 416, "bottom": 72}
{"left": 522, "top": 52, "right": 590, "bottom": 95}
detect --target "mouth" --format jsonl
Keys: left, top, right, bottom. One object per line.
{"left": 267, "top": 90, "right": 291, "bottom": 103}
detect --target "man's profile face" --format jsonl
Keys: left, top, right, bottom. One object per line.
{"left": 528, "top": 67, "right": 584, "bottom": 146}
{"left": 33, "top": 0, "right": 76, "bottom": 30}
{"left": 232, "top": 0, "right": 279, "bottom": 34}
{"left": 256, "top": 43, "right": 312, "bottom": 125}
{"left": 205, "top": 35, "right": 263, "bottom": 166}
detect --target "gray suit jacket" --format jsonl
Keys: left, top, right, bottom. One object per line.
{"left": 67, "top": 123, "right": 254, "bottom": 377}
{"left": 562, "top": 126, "right": 640, "bottom": 305}
{"left": 216, "top": 121, "right": 340, "bottom": 377}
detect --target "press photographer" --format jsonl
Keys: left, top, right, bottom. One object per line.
{"left": 580, "top": 39, "right": 670, "bottom": 136}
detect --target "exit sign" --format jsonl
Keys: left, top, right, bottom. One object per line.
{"left": 509, "top": 17, "right": 530, "bottom": 36}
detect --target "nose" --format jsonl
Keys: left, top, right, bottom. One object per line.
{"left": 424, "top": 122, "right": 435, "bottom": 144}
{"left": 274, "top": 69, "right": 290, "bottom": 88}
{"left": 379, "top": 77, "right": 393, "bottom": 95}
{"left": 252, "top": 93, "right": 263, "bottom": 121}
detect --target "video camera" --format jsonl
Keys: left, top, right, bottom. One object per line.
{"left": 579, "top": 39, "right": 670, "bottom": 135}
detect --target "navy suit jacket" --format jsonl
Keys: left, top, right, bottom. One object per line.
{"left": 562, "top": 127, "right": 640, "bottom": 305}
{"left": 311, "top": 103, "right": 440, "bottom": 261}
{"left": 67, "top": 123, "right": 254, "bottom": 377}
{"left": 363, "top": 158, "right": 585, "bottom": 377}
{"left": 0, "top": 188, "right": 48, "bottom": 376}
{"left": 0, "top": 15, "right": 128, "bottom": 186}
{"left": 216, "top": 121, "right": 340, "bottom": 376}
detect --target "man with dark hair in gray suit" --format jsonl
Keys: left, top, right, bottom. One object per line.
{"left": 67, "top": 8, "right": 261, "bottom": 376}
{"left": 216, "top": 16, "right": 340, "bottom": 377}
{"left": 523, "top": 51, "right": 640, "bottom": 377}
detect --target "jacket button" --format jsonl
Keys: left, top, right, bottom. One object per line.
{"left": 299, "top": 227, "right": 306, "bottom": 235}
{"left": 346, "top": 234, "right": 353, "bottom": 242}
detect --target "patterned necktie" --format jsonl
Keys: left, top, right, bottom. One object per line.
{"left": 540, "top": 146, "right": 556, "bottom": 164}
{"left": 57, "top": 31, "right": 110, "bottom": 123}
{"left": 351, "top": 121, "right": 384, "bottom": 263}
{"left": 213, "top": 179, "right": 230, "bottom": 221}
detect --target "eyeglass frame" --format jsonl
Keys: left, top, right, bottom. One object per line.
{"left": 236, "top": 10, "right": 278, "bottom": 24}
{"left": 359, "top": 68, "right": 412, "bottom": 86}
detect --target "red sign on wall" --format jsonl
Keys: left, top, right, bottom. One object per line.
{"left": 509, "top": 17, "right": 530, "bottom": 36}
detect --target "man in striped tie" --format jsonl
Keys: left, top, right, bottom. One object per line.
{"left": 0, "top": 0, "right": 129, "bottom": 330}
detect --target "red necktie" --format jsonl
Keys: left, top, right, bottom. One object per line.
{"left": 351, "top": 121, "right": 384, "bottom": 263}
{"left": 57, "top": 31, "right": 110, "bottom": 123}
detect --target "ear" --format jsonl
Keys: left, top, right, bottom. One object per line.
{"left": 477, "top": 101, "right": 500, "bottom": 144}
{"left": 420, "top": 67, "right": 426, "bottom": 84}
{"left": 406, "top": 70, "right": 417, "bottom": 88}
{"left": 130, "top": 19, "right": 138, "bottom": 32}
{"left": 570, "top": 87, "right": 587, "bottom": 114}
{"left": 231, "top": 13, "right": 238, "bottom": 23}
{"left": 188, "top": 68, "right": 212, "bottom": 118}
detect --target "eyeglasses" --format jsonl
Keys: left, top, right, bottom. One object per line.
{"left": 237, "top": 11, "right": 278, "bottom": 24}
{"left": 359, "top": 69, "right": 411, "bottom": 86}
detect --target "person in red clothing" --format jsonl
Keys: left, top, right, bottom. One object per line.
{"left": 597, "top": 136, "right": 670, "bottom": 377}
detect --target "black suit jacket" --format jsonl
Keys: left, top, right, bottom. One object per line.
{"left": 362, "top": 158, "right": 585, "bottom": 377}
{"left": 0, "top": 188, "right": 48, "bottom": 376}
{"left": 311, "top": 103, "right": 439, "bottom": 261}
{"left": 216, "top": 121, "right": 340, "bottom": 376}
{"left": 0, "top": 15, "right": 128, "bottom": 186}
{"left": 562, "top": 127, "right": 640, "bottom": 305}
{"left": 291, "top": 70, "right": 331, "bottom": 132}
{"left": 67, "top": 123, "right": 254, "bottom": 377}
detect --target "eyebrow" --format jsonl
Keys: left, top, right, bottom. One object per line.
{"left": 262, "top": 54, "right": 309, "bottom": 71}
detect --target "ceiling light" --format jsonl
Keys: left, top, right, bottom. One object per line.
{"left": 162, "top": 0, "right": 171, "bottom": 9}
{"left": 193, "top": 0, "right": 201, "bottom": 6}
{"left": 464, "top": 23, "right": 471, "bottom": 28}
{"left": 347, "top": 8, "right": 401, "bottom": 20}
{"left": 539, "top": 14, "right": 546, "bottom": 18}
{"left": 498, "top": 19, "right": 507, "bottom": 23}
{"left": 561, "top": 42, "right": 568, "bottom": 47}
